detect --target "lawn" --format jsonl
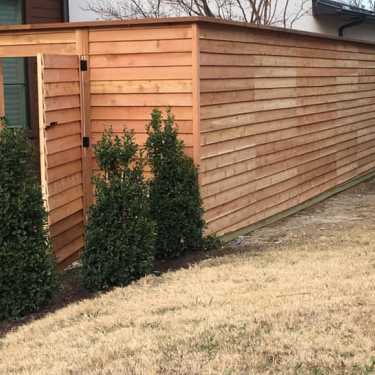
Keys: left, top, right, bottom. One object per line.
{"left": 1, "top": 182, "right": 375, "bottom": 374}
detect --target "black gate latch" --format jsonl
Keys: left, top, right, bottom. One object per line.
{"left": 80, "top": 59, "right": 88, "bottom": 71}
{"left": 83, "top": 136, "right": 90, "bottom": 148}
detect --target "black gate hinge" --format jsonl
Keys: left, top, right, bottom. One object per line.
{"left": 80, "top": 59, "right": 88, "bottom": 71}
{"left": 83, "top": 136, "right": 90, "bottom": 148}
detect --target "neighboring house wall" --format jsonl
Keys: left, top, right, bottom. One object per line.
{"left": 289, "top": 0, "right": 375, "bottom": 42}
{"left": 25, "top": 0, "right": 66, "bottom": 23}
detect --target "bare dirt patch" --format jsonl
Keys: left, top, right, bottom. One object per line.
{"left": 231, "top": 179, "right": 375, "bottom": 250}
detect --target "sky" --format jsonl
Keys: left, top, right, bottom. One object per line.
{"left": 69, "top": 0, "right": 98, "bottom": 21}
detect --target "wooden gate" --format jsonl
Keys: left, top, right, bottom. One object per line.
{"left": 37, "top": 54, "right": 85, "bottom": 266}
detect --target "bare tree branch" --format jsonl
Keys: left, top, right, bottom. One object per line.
{"left": 84, "top": 0, "right": 312, "bottom": 27}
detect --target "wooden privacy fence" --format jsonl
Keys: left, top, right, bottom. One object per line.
{"left": 0, "top": 17, "right": 375, "bottom": 265}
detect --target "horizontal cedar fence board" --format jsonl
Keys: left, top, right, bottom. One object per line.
{"left": 44, "top": 82, "right": 81, "bottom": 97}
{"left": 44, "top": 95, "right": 81, "bottom": 111}
{"left": 91, "top": 120, "right": 193, "bottom": 134}
{"left": 39, "top": 54, "right": 84, "bottom": 265}
{"left": 90, "top": 53, "right": 192, "bottom": 67}
{"left": 0, "top": 32, "right": 76, "bottom": 46}
{"left": 45, "top": 108, "right": 81, "bottom": 125}
{"left": 199, "top": 24, "right": 375, "bottom": 236}
{"left": 53, "top": 222, "right": 84, "bottom": 254}
{"left": 0, "top": 31, "right": 77, "bottom": 57}
{"left": 90, "top": 67, "right": 192, "bottom": 80}
{"left": 48, "top": 172, "right": 83, "bottom": 197}
{"left": 55, "top": 236, "right": 84, "bottom": 265}
{"left": 89, "top": 39, "right": 192, "bottom": 55}
{"left": 89, "top": 26, "right": 193, "bottom": 41}
{"left": 49, "top": 198, "right": 83, "bottom": 225}
{"left": 200, "top": 66, "right": 375, "bottom": 79}
{"left": 47, "top": 160, "right": 83, "bottom": 184}
{"left": 91, "top": 146, "right": 194, "bottom": 168}
{"left": 47, "top": 147, "right": 82, "bottom": 170}
{"left": 43, "top": 69, "right": 80, "bottom": 83}
{"left": 46, "top": 134, "right": 82, "bottom": 156}
{"left": 201, "top": 76, "right": 375, "bottom": 92}
{"left": 45, "top": 122, "right": 81, "bottom": 140}
{"left": 200, "top": 90, "right": 375, "bottom": 120}
{"left": 0, "top": 44, "right": 76, "bottom": 57}
{"left": 201, "top": 115, "right": 375, "bottom": 159}
{"left": 49, "top": 210, "right": 84, "bottom": 239}
{"left": 49, "top": 185, "right": 84, "bottom": 211}
{"left": 91, "top": 106, "right": 192, "bottom": 120}
{"left": 200, "top": 52, "right": 375, "bottom": 68}
{"left": 91, "top": 93, "right": 193, "bottom": 107}
{"left": 91, "top": 80, "right": 192, "bottom": 94}
{"left": 200, "top": 83, "right": 375, "bottom": 105}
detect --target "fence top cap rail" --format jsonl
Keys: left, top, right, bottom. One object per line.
{"left": 0, "top": 16, "right": 374, "bottom": 48}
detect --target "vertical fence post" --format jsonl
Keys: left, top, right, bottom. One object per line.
{"left": 76, "top": 30, "right": 93, "bottom": 222}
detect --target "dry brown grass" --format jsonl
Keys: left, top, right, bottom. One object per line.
{"left": 1, "top": 186, "right": 375, "bottom": 374}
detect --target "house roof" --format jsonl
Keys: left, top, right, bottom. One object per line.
{"left": 313, "top": 0, "right": 375, "bottom": 20}
{"left": 0, "top": 16, "right": 374, "bottom": 47}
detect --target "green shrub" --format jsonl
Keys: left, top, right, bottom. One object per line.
{"left": 202, "top": 234, "right": 222, "bottom": 252}
{"left": 81, "top": 128, "right": 155, "bottom": 292}
{"left": 0, "top": 128, "right": 58, "bottom": 321}
{"left": 145, "top": 109, "right": 205, "bottom": 259}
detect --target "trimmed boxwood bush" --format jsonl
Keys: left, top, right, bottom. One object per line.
{"left": 81, "top": 128, "right": 155, "bottom": 292}
{"left": 0, "top": 127, "right": 58, "bottom": 321}
{"left": 145, "top": 109, "right": 205, "bottom": 259}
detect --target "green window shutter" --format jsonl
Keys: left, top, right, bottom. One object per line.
{"left": 4, "top": 85, "right": 27, "bottom": 129}
{"left": 0, "top": 0, "right": 23, "bottom": 25}
{"left": 3, "top": 57, "right": 25, "bottom": 85}
{"left": 0, "top": 1, "right": 28, "bottom": 128}
{"left": 2, "top": 58, "right": 28, "bottom": 128}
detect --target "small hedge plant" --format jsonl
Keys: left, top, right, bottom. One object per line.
{"left": 145, "top": 109, "right": 205, "bottom": 259}
{"left": 0, "top": 127, "right": 58, "bottom": 321}
{"left": 81, "top": 128, "right": 155, "bottom": 292}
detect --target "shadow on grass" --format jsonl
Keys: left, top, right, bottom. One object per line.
{"left": 0, "top": 266, "right": 93, "bottom": 338}
{"left": 0, "top": 243, "right": 263, "bottom": 338}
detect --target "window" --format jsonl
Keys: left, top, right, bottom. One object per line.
{"left": 0, "top": 0, "right": 23, "bottom": 24}
{"left": 2, "top": 58, "right": 28, "bottom": 129}
{"left": 0, "top": 0, "right": 28, "bottom": 128}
